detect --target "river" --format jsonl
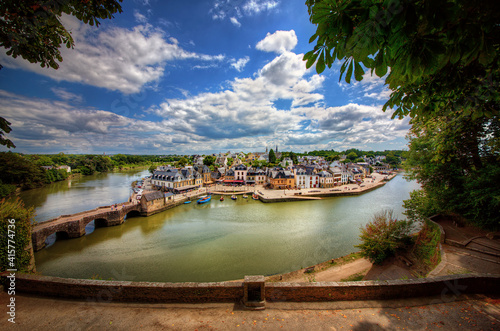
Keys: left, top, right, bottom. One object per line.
{"left": 23, "top": 170, "right": 420, "bottom": 282}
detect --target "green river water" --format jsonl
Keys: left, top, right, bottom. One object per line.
{"left": 21, "top": 169, "right": 420, "bottom": 282}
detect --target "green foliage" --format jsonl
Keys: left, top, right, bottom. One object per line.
{"left": 0, "top": 117, "right": 15, "bottom": 149}
{"left": 405, "top": 112, "right": 500, "bottom": 229}
{"left": 268, "top": 149, "right": 276, "bottom": 164}
{"left": 0, "top": 181, "right": 16, "bottom": 198}
{"left": 385, "top": 153, "right": 401, "bottom": 167}
{"left": 346, "top": 152, "right": 358, "bottom": 161}
{"left": 410, "top": 220, "right": 442, "bottom": 273}
{"left": 355, "top": 210, "right": 415, "bottom": 265}
{"left": 403, "top": 190, "right": 440, "bottom": 223}
{"left": 304, "top": 0, "right": 500, "bottom": 119}
{"left": 203, "top": 155, "right": 216, "bottom": 167}
{"left": 0, "top": 152, "right": 45, "bottom": 190}
{"left": 44, "top": 168, "right": 69, "bottom": 184}
{"left": 0, "top": 198, "right": 35, "bottom": 272}
{"left": 0, "top": 0, "right": 123, "bottom": 70}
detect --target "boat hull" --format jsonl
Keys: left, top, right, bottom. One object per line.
{"left": 197, "top": 196, "right": 212, "bottom": 204}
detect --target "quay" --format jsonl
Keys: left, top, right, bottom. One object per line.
{"left": 31, "top": 173, "right": 397, "bottom": 251}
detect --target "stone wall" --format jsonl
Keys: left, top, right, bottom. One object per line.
{"left": 3, "top": 273, "right": 498, "bottom": 304}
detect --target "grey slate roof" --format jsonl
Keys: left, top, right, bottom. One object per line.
{"left": 142, "top": 191, "right": 165, "bottom": 202}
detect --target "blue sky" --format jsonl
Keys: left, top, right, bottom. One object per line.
{"left": 0, "top": 0, "right": 410, "bottom": 155}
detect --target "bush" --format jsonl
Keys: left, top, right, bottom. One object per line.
{"left": 410, "top": 219, "right": 442, "bottom": 273}
{"left": 355, "top": 210, "right": 415, "bottom": 265}
{"left": 0, "top": 198, "right": 35, "bottom": 272}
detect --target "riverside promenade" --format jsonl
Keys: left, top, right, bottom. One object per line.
{"left": 209, "top": 172, "right": 397, "bottom": 202}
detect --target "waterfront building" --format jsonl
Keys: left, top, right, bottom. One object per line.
{"left": 151, "top": 167, "right": 203, "bottom": 193}
{"left": 234, "top": 164, "right": 248, "bottom": 182}
{"left": 267, "top": 168, "right": 295, "bottom": 189}
{"left": 330, "top": 167, "right": 343, "bottom": 186}
{"left": 294, "top": 167, "right": 318, "bottom": 189}
{"left": 317, "top": 170, "right": 334, "bottom": 188}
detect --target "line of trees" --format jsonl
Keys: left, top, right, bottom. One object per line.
{"left": 0, "top": 152, "right": 170, "bottom": 198}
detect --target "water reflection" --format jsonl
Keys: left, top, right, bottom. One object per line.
{"left": 34, "top": 174, "right": 420, "bottom": 282}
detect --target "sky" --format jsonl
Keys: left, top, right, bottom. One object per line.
{"left": 0, "top": 0, "right": 410, "bottom": 155}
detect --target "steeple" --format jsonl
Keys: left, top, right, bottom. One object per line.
{"left": 276, "top": 145, "right": 278, "bottom": 153}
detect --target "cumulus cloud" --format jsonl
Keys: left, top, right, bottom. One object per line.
{"left": 0, "top": 15, "right": 224, "bottom": 94}
{"left": 0, "top": 28, "right": 410, "bottom": 154}
{"left": 256, "top": 30, "right": 297, "bottom": 54}
{"left": 211, "top": 0, "right": 279, "bottom": 23}
{"left": 230, "top": 56, "right": 250, "bottom": 72}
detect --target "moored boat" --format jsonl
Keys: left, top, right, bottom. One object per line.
{"left": 231, "top": 195, "right": 237, "bottom": 200}
{"left": 252, "top": 194, "right": 259, "bottom": 200}
{"left": 184, "top": 201, "right": 192, "bottom": 204}
{"left": 197, "top": 195, "right": 211, "bottom": 204}
{"left": 220, "top": 196, "right": 224, "bottom": 201}
{"left": 242, "top": 195, "right": 248, "bottom": 199}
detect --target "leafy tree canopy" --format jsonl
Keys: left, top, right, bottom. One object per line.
{"left": 0, "top": 0, "right": 123, "bottom": 69}
{"left": 304, "top": 0, "right": 500, "bottom": 120}
{"left": 268, "top": 149, "right": 276, "bottom": 164}
{"left": 203, "top": 155, "right": 216, "bottom": 167}
{"left": 0, "top": 0, "right": 123, "bottom": 149}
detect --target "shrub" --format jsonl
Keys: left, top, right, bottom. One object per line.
{"left": 0, "top": 198, "right": 35, "bottom": 272}
{"left": 355, "top": 210, "right": 415, "bottom": 265}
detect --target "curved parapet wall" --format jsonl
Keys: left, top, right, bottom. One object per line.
{"left": 2, "top": 273, "right": 498, "bottom": 304}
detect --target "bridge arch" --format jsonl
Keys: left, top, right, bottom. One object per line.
{"left": 125, "top": 210, "right": 141, "bottom": 220}
{"left": 94, "top": 218, "right": 109, "bottom": 228}
{"left": 55, "top": 231, "right": 70, "bottom": 240}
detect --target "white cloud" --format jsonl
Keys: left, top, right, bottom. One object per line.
{"left": 134, "top": 10, "right": 148, "bottom": 23}
{"left": 211, "top": 0, "right": 280, "bottom": 24}
{"left": 51, "top": 88, "right": 84, "bottom": 104}
{"left": 243, "top": 0, "right": 279, "bottom": 15}
{"left": 230, "top": 56, "right": 250, "bottom": 72}
{"left": 0, "top": 42, "right": 409, "bottom": 154}
{"left": 0, "top": 16, "right": 224, "bottom": 94}
{"left": 230, "top": 17, "right": 241, "bottom": 27}
{"left": 256, "top": 30, "right": 297, "bottom": 54}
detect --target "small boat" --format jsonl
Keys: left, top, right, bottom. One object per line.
{"left": 252, "top": 194, "right": 259, "bottom": 200}
{"left": 184, "top": 201, "right": 191, "bottom": 204}
{"left": 242, "top": 195, "right": 248, "bottom": 199}
{"left": 231, "top": 195, "right": 237, "bottom": 200}
{"left": 220, "top": 196, "right": 224, "bottom": 201}
{"left": 197, "top": 195, "right": 211, "bottom": 204}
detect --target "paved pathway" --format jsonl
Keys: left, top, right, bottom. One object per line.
{"left": 1, "top": 291, "right": 498, "bottom": 330}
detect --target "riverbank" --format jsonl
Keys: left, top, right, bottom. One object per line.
{"left": 197, "top": 172, "right": 397, "bottom": 203}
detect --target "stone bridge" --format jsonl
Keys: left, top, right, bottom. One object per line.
{"left": 32, "top": 203, "right": 143, "bottom": 252}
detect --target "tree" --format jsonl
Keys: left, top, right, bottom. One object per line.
{"left": 304, "top": 0, "right": 500, "bottom": 120}
{"left": 305, "top": 0, "right": 500, "bottom": 229}
{"left": 268, "top": 149, "right": 276, "bottom": 164}
{"left": 346, "top": 152, "right": 358, "bottom": 161}
{"left": 405, "top": 112, "right": 500, "bottom": 229}
{"left": 203, "top": 155, "right": 216, "bottom": 167}
{"left": 0, "top": 118, "right": 15, "bottom": 148}
{"left": 385, "top": 153, "right": 401, "bottom": 168}
{"left": 356, "top": 210, "right": 414, "bottom": 265}
{"left": 0, "top": 0, "right": 123, "bottom": 148}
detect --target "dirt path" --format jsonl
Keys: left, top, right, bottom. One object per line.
{"left": 283, "top": 258, "right": 372, "bottom": 282}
